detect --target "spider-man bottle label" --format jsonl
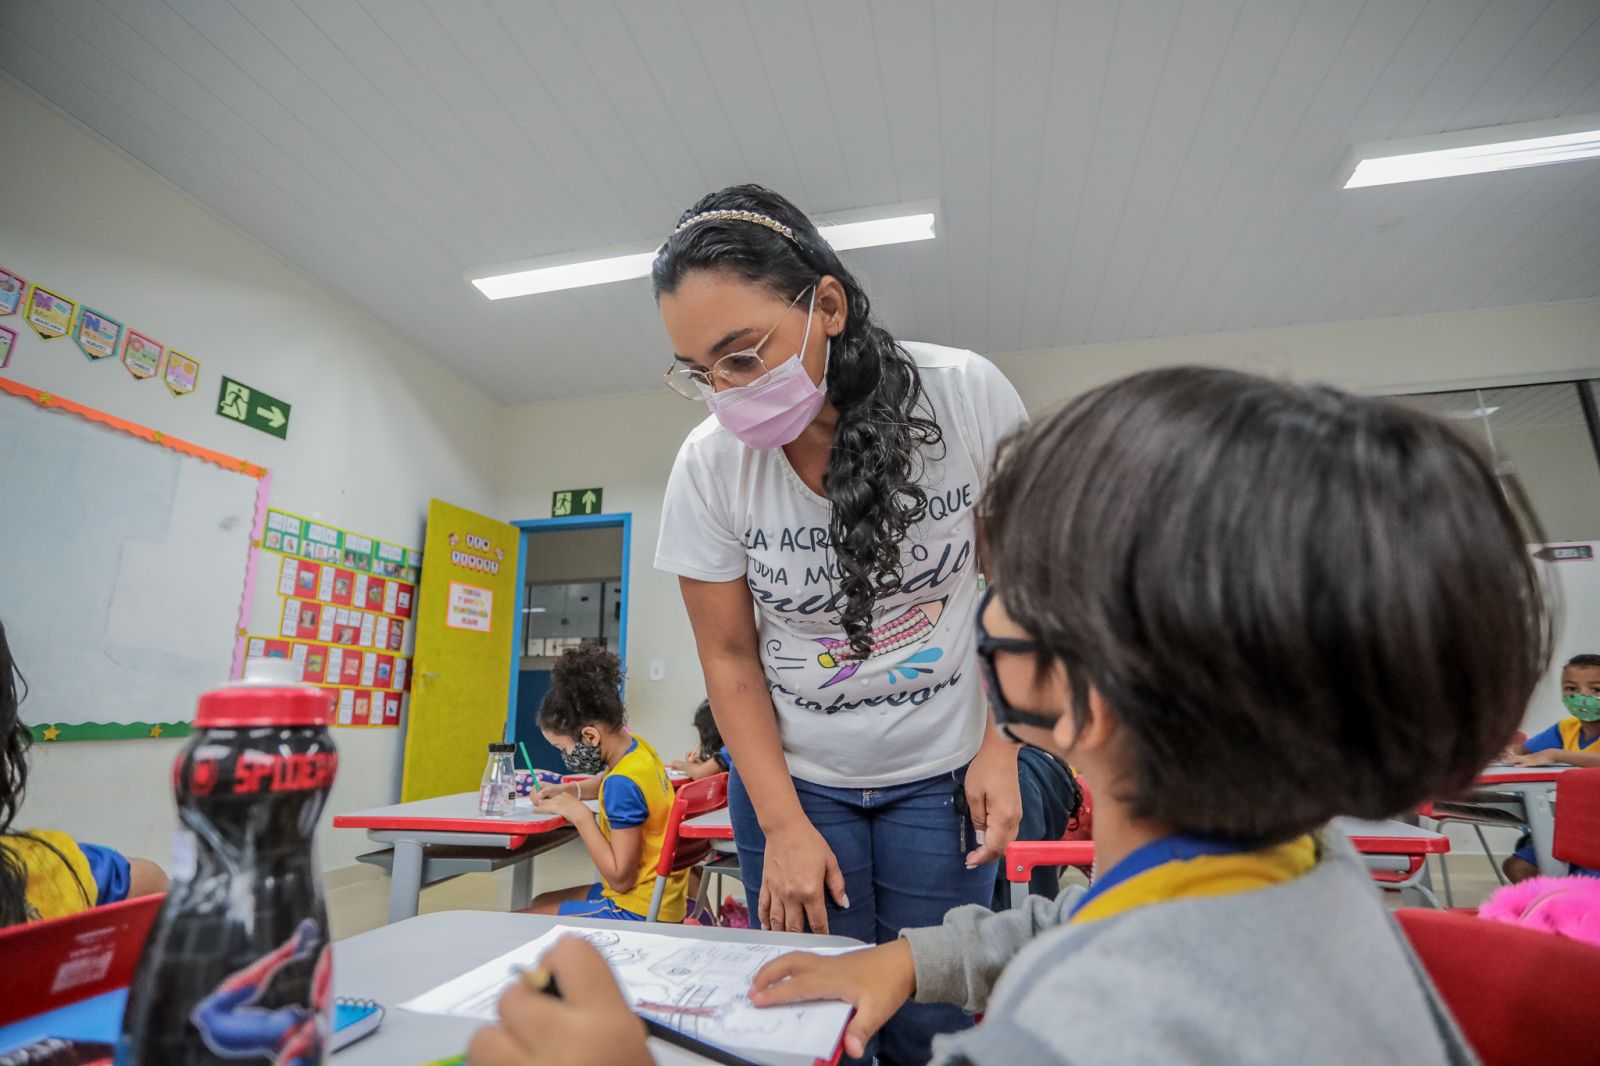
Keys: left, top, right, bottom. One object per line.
{"left": 117, "top": 671, "right": 336, "bottom": 1066}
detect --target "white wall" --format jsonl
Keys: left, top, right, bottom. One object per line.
{"left": 1493, "top": 423, "right": 1600, "bottom": 544}
{"left": 991, "top": 298, "right": 1600, "bottom": 411}
{"left": 498, "top": 394, "right": 707, "bottom": 759}
{"left": 0, "top": 81, "right": 500, "bottom": 871}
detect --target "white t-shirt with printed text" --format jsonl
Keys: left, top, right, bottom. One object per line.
{"left": 655, "top": 344, "right": 1028, "bottom": 788}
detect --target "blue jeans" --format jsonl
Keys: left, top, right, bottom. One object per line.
{"left": 990, "top": 747, "right": 1079, "bottom": 910}
{"left": 728, "top": 762, "right": 995, "bottom": 1066}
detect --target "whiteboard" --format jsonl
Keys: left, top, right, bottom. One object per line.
{"left": 0, "top": 396, "right": 258, "bottom": 734}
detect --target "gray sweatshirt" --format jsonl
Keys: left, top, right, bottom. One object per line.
{"left": 902, "top": 830, "right": 1476, "bottom": 1065}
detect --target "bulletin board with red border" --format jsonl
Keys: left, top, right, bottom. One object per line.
{"left": 243, "top": 508, "right": 423, "bottom": 729}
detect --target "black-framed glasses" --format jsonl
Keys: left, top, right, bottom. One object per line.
{"left": 975, "top": 586, "right": 1060, "bottom": 742}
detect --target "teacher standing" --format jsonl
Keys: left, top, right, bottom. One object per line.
{"left": 653, "top": 186, "right": 1024, "bottom": 1064}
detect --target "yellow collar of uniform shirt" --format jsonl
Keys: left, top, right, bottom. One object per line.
{"left": 1558, "top": 717, "right": 1600, "bottom": 750}
{"left": 1070, "top": 834, "right": 1318, "bottom": 925}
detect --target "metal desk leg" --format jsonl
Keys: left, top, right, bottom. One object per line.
{"left": 510, "top": 854, "right": 535, "bottom": 912}
{"left": 388, "top": 838, "right": 424, "bottom": 924}
{"left": 1525, "top": 785, "right": 1563, "bottom": 878}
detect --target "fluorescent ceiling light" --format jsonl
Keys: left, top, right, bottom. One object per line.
{"left": 470, "top": 200, "right": 938, "bottom": 300}
{"left": 1340, "top": 114, "right": 1600, "bottom": 189}
{"left": 471, "top": 249, "right": 657, "bottom": 301}
{"left": 1444, "top": 405, "right": 1500, "bottom": 421}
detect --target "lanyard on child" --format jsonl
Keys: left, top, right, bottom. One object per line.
{"left": 1069, "top": 832, "right": 1316, "bottom": 925}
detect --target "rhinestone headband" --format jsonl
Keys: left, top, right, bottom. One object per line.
{"left": 673, "top": 209, "right": 799, "bottom": 244}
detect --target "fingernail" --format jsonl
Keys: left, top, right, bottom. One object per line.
{"left": 840, "top": 894, "right": 850, "bottom": 908}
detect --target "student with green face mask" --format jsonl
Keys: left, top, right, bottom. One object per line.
{"left": 1502, "top": 653, "right": 1600, "bottom": 881}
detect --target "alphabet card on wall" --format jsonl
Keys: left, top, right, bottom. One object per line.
{"left": 25, "top": 284, "right": 74, "bottom": 340}
{"left": 122, "top": 329, "right": 164, "bottom": 379}
{"left": 75, "top": 307, "right": 123, "bottom": 360}
{"left": 0, "top": 268, "right": 25, "bottom": 315}
{"left": 164, "top": 351, "right": 200, "bottom": 396}
{"left": 0, "top": 325, "right": 15, "bottom": 369}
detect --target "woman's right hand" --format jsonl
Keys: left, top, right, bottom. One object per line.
{"left": 760, "top": 821, "right": 848, "bottom": 934}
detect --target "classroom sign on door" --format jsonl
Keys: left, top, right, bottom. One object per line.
{"left": 444, "top": 531, "right": 502, "bottom": 633}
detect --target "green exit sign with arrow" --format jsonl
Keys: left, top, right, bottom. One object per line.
{"left": 552, "top": 487, "right": 603, "bottom": 517}
{"left": 216, "top": 376, "right": 291, "bottom": 440}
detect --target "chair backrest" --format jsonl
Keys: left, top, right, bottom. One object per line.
{"left": 1553, "top": 767, "right": 1600, "bottom": 869}
{"left": 0, "top": 892, "right": 165, "bottom": 1026}
{"left": 1396, "top": 908, "right": 1600, "bottom": 1065}
{"left": 656, "top": 772, "right": 729, "bottom": 878}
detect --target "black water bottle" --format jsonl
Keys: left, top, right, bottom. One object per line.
{"left": 117, "top": 660, "right": 338, "bottom": 1065}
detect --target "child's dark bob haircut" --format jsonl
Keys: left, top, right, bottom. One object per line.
{"left": 692, "top": 700, "right": 723, "bottom": 760}
{"left": 982, "top": 366, "right": 1551, "bottom": 843}
{"left": 539, "top": 644, "right": 626, "bottom": 737}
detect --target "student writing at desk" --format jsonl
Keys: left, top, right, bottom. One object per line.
{"left": 522, "top": 645, "right": 689, "bottom": 923}
{"left": 1502, "top": 652, "right": 1600, "bottom": 881}
{"left": 470, "top": 368, "right": 1549, "bottom": 1066}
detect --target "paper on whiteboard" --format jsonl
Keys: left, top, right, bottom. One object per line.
{"left": 400, "top": 925, "right": 855, "bottom": 1059}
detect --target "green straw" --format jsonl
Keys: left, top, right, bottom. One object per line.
{"left": 518, "top": 740, "right": 540, "bottom": 791}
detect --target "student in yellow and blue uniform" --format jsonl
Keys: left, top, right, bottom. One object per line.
{"left": 1, "top": 619, "right": 168, "bottom": 928}
{"left": 1502, "top": 653, "right": 1600, "bottom": 881}
{"left": 470, "top": 369, "right": 1548, "bottom": 1066}
{"left": 524, "top": 644, "right": 688, "bottom": 923}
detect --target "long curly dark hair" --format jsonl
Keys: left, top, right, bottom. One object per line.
{"left": 538, "top": 643, "right": 628, "bottom": 739}
{"left": 653, "top": 185, "right": 943, "bottom": 654}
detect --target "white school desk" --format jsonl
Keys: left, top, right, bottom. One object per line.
{"left": 1465, "top": 763, "right": 1576, "bottom": 877}
{"left": 332, "top": 910, "right": 856, "bottom": 1066}
{"left": 333, "top": 792, "right": 580, "bottom": 924}
{"left": 681, "top": 806, "right": 735, "bottom": 840}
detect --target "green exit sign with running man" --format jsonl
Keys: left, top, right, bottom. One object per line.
{"left": 216, "top": 376, "right": 292, "bottom": 440}
{"left": 552, "top": 487, "right": 603, "bottom": 517}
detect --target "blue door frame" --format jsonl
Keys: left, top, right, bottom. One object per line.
{"left": 506, "top": 513, "right": 631, "bottom": 741}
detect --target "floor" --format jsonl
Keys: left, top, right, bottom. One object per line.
{"left": 324, "top": 842, "right": 1508, "bottom": 940}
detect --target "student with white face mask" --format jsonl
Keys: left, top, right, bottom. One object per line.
{"left": 652, "top": 184, "right": 1028, "bottom": 1065}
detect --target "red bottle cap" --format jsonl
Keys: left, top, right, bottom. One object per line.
{"left": 195, "top": 659, "right": 333, "bottom": 727}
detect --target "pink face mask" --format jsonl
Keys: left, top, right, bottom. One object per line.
{"left": 706, "top": 290, "right": 828, "bottom": 450}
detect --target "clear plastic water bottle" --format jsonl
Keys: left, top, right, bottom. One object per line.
{"left": 478, "top": 743, "right": 516, "bottom": 816}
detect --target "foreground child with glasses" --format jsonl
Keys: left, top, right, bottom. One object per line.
{"left": 467, "top": 367, "right": 1547, "bottom": 1066}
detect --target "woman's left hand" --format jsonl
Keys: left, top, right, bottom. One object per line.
{"left": 466, "top": 937, "right": 650, "bottom": 1066}
{"left": 962, "top": 735, "right": 1021, "bottom": 867}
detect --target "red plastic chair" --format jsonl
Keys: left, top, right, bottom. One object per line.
{"left": 1553, "top": 767, "right": 1600, "bottom": 870}
{"left": 0, "top": 893, "right": 164, "bottom": 1027}
{"left": 1004, "top": 820, "right": 1449, "bottom": 906}
{"left": 1396, "top": 907, "right": 1600, "bottom": 1065}
{"left": 646, "top": 772, "right": 728, "bottom": 921}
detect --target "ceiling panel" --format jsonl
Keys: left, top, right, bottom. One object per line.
{"left": 2, "top": 0, "right": 1597, "bottom": 403}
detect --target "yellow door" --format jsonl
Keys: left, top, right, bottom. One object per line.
{"left": 402, "top": 499, "right": 521, "bottom": 801}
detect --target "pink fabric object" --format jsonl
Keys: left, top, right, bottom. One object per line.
{"left": 718, "top": 895, "right": 751, "bottom": 929}
{"left": 1479, "top": 876, "right": 1600, "bottom": 947}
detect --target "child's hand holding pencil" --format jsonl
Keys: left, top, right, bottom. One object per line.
{"left": 465, "top": 938, "right": 651, "bottom": 1066}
